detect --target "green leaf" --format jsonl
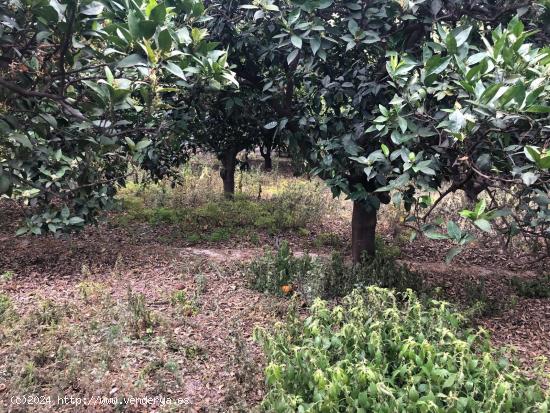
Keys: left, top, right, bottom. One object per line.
{"left": 453, "top": 26, "right": 472, "bottom": 47}
{"left": 116, "top": 53, "right": 147, "bottom": 68}
{"left": 480, "top": 83, "right": 502, "bottom": 104}
{"left": 16, "top": 227, "right": 29, "bottom": 236}
{"left": 163, "top": 61, "right": 186, "bottom": 79}
{"left": 158, "top": 29, "right": 172, "bottom": 52}
{"left": 128, "top": 10, "right": 142, "bottom": 39}
{"left": 424, "top": 229, "right": 449, "bottom": 240}
{"left": 425, "top": 56, "right": 451, "bottom": 76}
{"left": 445, "top": 247, "right": 463, "bottom": 264}
{"left": 310, "top": 37, "right": 321, "bottom": 55}
{"left": 447, "top": 221, "right": 462, "bottom": 241}
{"left": 448, "top": 110, "right": 466, "bottom": 133}
{"left": 104, "top": 67, "right": 115, "bottom": 85}
{"left": 68, "top": 217, "right": 85, "bottom": 225}
{"left": 264, "top": 121, "right": 278, "bottom": 129}
{"left": 135, "top": 139, "right": 152, "bottom": 151}
{"left": 524, "top": 146, "right": 540, "bottom": 163}
{"left": 397, "top": 117, "right": 407, "bottom": 133}
{"left": 139, "top": 20, "right": 157, "bottom": 39}
{"left": 0, "top": 173, "right": 11, "bottom": 194}
{"left": 521, "top": 172, "right": 538, "bottom": 186}
{"left": 149, "top": 4, "right": 166, "bottom": 24}
{"left": 288, "top": 8, "right": 300, "bottom": 25}
{"left": 474, "top": 199, "right": 486, "bottom": 217}
{"left": 291, "top": 35, "right": 302, "bottom": 49}
{"left": 474, "top": 219, "right": 492, "bottom": 232}
{"left": 13, "top": 133, "right": 33, "bottom": 148}
{"left": 191, "top": 27, "right": 206, "bottom": 43}
{"left": 287, "top": 49, "right": 299, "bottom": 65}
{"left": 525, "top": 105, "right": 550, "bottom": 113}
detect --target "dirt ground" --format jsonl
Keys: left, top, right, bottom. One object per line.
{"left": 0, "top": 193, "right": 549, "bottom": 411}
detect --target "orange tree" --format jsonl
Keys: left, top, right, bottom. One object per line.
{"left": 235, "top": 0, "right": 550, "bottom": 261}
{"left": 0, "top": 0, "right": 233, "bottom": 233}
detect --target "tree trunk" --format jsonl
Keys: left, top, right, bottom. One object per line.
{"left": 220, "top": 151, "right": 237, "bottom": 199}
{"left": 262, "top": 150, "right": 272, "bottom": 171}
{"left": 352, "top": 201, "right": 377, "bottom": 263}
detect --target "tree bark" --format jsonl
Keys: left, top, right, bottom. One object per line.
{"left": 220, "top": 151, "right": 237, "bottom": 199}
{"left": 262, "top": 150, "right": 272, "bottom": 171}
{"left": 352, "top": 201, "right": 377, "bottom": 263}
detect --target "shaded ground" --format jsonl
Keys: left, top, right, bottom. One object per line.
{"left": 1, "top": 191, "right": 549, "bottom": 411}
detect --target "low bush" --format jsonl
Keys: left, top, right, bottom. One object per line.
{"left": 246, "top": 241, "right": 315, "bottom": 296}
{"left": 254, "top": 287, "right": 549, "bottom": 412}
{"left": 511, "top": 274, "right": 550, "bottom": 299}
{"left": 247, "top": 239, "right": 420, "bottom": 300}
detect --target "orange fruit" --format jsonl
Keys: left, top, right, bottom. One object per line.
{"left": 281, "top": 285, "right": 293, "bottom": 295}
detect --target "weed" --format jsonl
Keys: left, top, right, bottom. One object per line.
{"left": 1, "top": 270, "right": 15, "bottom": 282}
{"left": 224, "top": 321, "right": 259, "bottom": 410}
{"left": 180, "top": 343, "right": 204, "bottom": 360}
{"left": 18, "top": 362, "right": 38, "bottom": 389}
{"left": 205, "top": 228, "right": 231, "bottom": 242}
{"left": 313, "top": 232, "right": 343, "bottom": 248}
{"left": 185, "top": 232, "right": 201, "bottom": 244}
{"left": 116, "top": 172, "right": 331, "bottom": 240}
{"left": 29, "top": 299, "right": 65, "bottom": 327}
{"left": 127, "top": 289, "right": 156, "bottom": 336}
{"left": 112, "top": 253, "right": 125, "bottom": 279}
{"left": 247, "top": 238, "right": 419, "bottom": 301}
{"left": 0, "top": 292, "right": 14, "bottom": 324}
{"left": 194, "top": 273, "right": 207, "bottom": 297}
{"left": 77, "top": 281, "right": 107, "bottom": 303}
{"left": 511, "top": 274, "right": 550, "bottom": 298}
{"left": 246, "top": 241, "right": 313, "bottom": 295}
{"left": 169, "top": 290, "right": 198, "bottom": 316}
{"left": 463, "top": 279, "right": 514, "bottom": 318}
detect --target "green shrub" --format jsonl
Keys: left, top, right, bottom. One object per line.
{"left": 312, "top": 241, "right": 419, "bottom": 299}
{"left": 247, "top": 239, "right": 420, "bottom": 300}
{"left": 511, "top": 274, "right": 550, "bottom": 299}
{"left": 246, "top": 241, "right": 314, "bottom": 295}
{"left": 254, "top": 287, "right": 549, "bottom": 412}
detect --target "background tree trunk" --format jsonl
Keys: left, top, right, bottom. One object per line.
{"left": 259, "top": 143, "right": 273, "bottom": 171}
{"left": 220, "top": 151, "right": 237, "bottom": 199}
{"left": 352, "top": 201, "right": 377, "bottom": 263}
{"left": 262, "top": 150, "right": 272, "bottom": 171}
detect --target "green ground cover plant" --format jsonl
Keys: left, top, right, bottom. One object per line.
{"left": 255, "top": 287, "right": 549, "bottom": 412}
{"left": 116, "top": 176, "right": 329, "bottom": 239}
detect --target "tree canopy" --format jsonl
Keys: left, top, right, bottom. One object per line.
{"left": 0, "top": 0, "right": 233, "bottom": 233}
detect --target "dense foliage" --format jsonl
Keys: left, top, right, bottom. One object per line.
{"left": 0, "top": 0, "right": 232, "bottom": 233}
{"left": 255, "top": 287, "right": 549, "bottom": 412}
{"left": 232, "top": 0, "right": 550, "bottom": 259}
{"left": 247, "top": 240, "right": 421, "bottom": 300}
